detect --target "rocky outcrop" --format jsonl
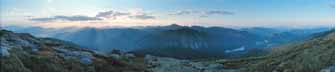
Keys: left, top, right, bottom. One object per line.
{"left": 145, "top": 55, "right": 240, "bottom": 72}
{"left": 320, "top": 65, "right": 335, "bottom": 72}
{"left": 0, "top": 30, "right": 146, "bottom": 72}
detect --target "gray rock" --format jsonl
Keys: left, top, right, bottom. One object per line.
{"left": 0, "top": 47, "right": 10, "bottom": 58}
{"left": 0, "top": 38, "right": 11, "bottom": 58}
{"left": 110, "top": 54, "right": 121, "bottom": 60}
{"left": 125, "top": 53, "right": 135, "bottom": 58}
{"left": 321, "top": 65, "right": 335, "bottom": 72}
{"left": 80, "top": 55, "right": 93, "bottom": 65}
{"left": 145, "top": 55, "right": 240, "bottom": 72}
{"left": 54, "top": 48, "right": 94, "bottom": 64}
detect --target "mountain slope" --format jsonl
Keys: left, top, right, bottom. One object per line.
{"left": 205, "top": 27, "right": 262, "bottom": 52}
{"left": 0, "top": 30, "right": 146, "bottom": 72}
{"left": 138, "top": 27, "right": 209, "bottom": 50}
{"left": 134, "top": 26, "right": 264, "bottom": 58}
{"left": 241, "top": 27, "right": 332, "bottom": 47}
{"left": 245, "top": 29, "right": 335, "bottom": 72}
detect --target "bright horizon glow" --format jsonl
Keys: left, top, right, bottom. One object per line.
{"left": 1, "top": 0, "right": 335, "bottom": 28}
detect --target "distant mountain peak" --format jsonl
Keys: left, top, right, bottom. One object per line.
{"left": 169, "top": 23, "right": 180, "bottom": 26}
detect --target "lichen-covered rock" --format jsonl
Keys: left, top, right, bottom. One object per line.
{"left": 125, "top": 53, "right": 136, "bottom": 58}
{"left": 145, "top": 55, "right": 240, "bottom": 72}
{"left": 80, "top": 55, "right": 93, "bottom": 65}
{"left": 110, "top": 54, "right": 121, "bottom": 60}
{"left": 0, "top": 46, "right": 10, "bottom": 58}
{"left": 321, "top": 65, "right": 335, "bottom": 72}
{"left": 0, "top": 54, "right": 32, "bottom": 72}
{"left": 0, "top": 30, "right": 146, "bottom": 72}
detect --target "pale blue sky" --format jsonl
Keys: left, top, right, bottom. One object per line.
{"left": 1, "top": 0, "right": 335, "bottom": 28}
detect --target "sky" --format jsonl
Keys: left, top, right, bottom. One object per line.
{"left": 1, "top": 0, "right": 335, "bottom": 28}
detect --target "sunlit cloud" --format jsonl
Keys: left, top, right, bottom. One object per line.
{"left": 30, "top": 10, "right": 157, "bottom": 22}
{"left": 95, "top": 10, "right": 130, "bottom": 19}
{"left": 32, "top": 19, "right": 169, "bottom": 28}
{"left": 200, "top": 10, "right": 234, "bottom": 17}
{"left": 129, "top": 14, "right": 156, "bottom": 20}
{"left": 169, "top": 10, "right": 234, "bottom": 17}
{"left": 30, "top": 15, "right": 102, "bottom": 22}
{"left": 169, "top": 10, "right": 199, "bottom": 15}
{"left": 28, "top": 9, "right": 165, "bottom": 28}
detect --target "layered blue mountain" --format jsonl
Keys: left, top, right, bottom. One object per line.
{"left": 241, "top": 27, "right": 331, "bottom": 47}
{"left": 3, "top": 24, "right": 331, "bottom": 58}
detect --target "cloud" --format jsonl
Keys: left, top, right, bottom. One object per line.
{"left": 30, "top": 10, "right": 156, "bottom": 22}
{"left": 30, "top": 15, "right": 102, "bottom": 22}
{"left": 169, "top": 10, "right": 234, "bottom": 17}
{"left": 204, "top": 10, "right": 234, "bottom": 15}
{"left": 169, "top": 10, "right": 198, "bottom": 15}
{"left": 95, "top": 10, "right": 130, "bottom": 19}
{"left": 201, "top": 10, "right": 234, "bottom": 17}
{"left": 96, "top": 10, "right": 156, "bottom": 20}
{"left": 129, "top": 14, "right": 156, "bottom": 20}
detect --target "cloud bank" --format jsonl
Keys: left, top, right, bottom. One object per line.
{"left": 95, "top": 10, "right": 130, "bottom": 19}
{"left": 169, "top": 10, "right": 199, "bottom": 15}
{"left": 169, "top": 10, "right": 234, "bottom": 17}
{"left": 30, "top": 10, "right": 157, "bottom": 22}
{"left": 30, "top": 15, "right": 102, "bottom": 22}
{"left": 129, "top": 14, "right": 156, "bottom": 20}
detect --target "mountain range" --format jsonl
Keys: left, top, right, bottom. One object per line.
{"left": 3, "top": 24, "right": 332, "bottom": 58}
{"left": 1, "top": 27, "right": 334, "bottom": 72}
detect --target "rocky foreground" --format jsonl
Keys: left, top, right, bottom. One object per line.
{"left": 0, "top": 30, "right": 146, "bottom": 72}
{"left": 0, "top": 30, "right": 237, "bottom": 72}
{"left": 145, "top": 55, "right": 239, "bottom": 72}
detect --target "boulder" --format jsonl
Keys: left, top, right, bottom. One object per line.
{"left": 110, "top": 54, "right": 121, "bottom": 60}
{"left": 145, "top": 55, "right": 240, "bottom": 72}
{"left": 0, "top": 47, "right": 10, "bottom": 58}
{"left": 321, "top": 65, "right": 335, "bottom": 72}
